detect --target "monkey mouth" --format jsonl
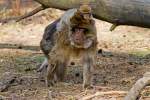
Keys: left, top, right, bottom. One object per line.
{"left": 71, "top": 39, "right": 93, "bottom": 49}
{"left": 70, "top": 26, "right": 92, "bottom": 49}
{"left": 83, "top": 13, "right": 92, "bottom": 20}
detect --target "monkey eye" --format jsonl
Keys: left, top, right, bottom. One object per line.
{"left": 84, "top": 13, "right": 92, "bottom": 16}
{"left": 71, "top": 27, "right": 76, "bottom": 32}
{"left": 79, "top": 28, "right": 85, "bottom": 32}
{"left": 83, "top": 28, "right": 88, "bottom": 33}
{"left": 71, "top": 27, "right": 88, "bottom": 34}
{"left": 80, "top": 12, "right": 92, "bottom": 17}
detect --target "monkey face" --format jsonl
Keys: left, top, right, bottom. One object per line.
{"left": 70, "top": 27, "right": 93, "bottom": 49}
{"left": 82, "top": 13, "right": 92, "bottom": 20}
{"left": 72, "top": 28, "right": 85, "bottom": 45}
{"left": 79, "top": 4, "right": 92, "bottom": 20}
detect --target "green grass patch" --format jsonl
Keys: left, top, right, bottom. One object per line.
{"left": 15, "top": 55, "right": 45, "bottom": 73}
{"left": 31, "top": 55, "right": 45, "bottom": 63}
{"left": 129, "top": 49, "right": 150, "bottom": 57}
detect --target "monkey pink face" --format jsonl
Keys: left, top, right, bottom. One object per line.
{"left": 72, "top": 28, "right": 85, "bottom": 45}
{"left": 70, "top": 27, "right": 93, "bottom": 49}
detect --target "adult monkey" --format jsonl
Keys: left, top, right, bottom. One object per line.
{"left": 39, "top": 4, "right": 97, "bottom": 89}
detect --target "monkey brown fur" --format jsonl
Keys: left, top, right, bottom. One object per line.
{"left": 40, "top": 4, "right": 97, "bottom": 88}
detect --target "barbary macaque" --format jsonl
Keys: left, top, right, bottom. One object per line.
{"left": 39, "top": 4, "right": 97, "bottom": 88}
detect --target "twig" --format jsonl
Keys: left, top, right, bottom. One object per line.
{"left": 0, "top": 76, "right": 16, "bottom": 92}
{"left": 16, "top": 5, "right": 46, "bottom": 22}
{"left": 80, "top": 91, "right": 127, "bottom": 100}
{"left": 0, "top": 5, "right": 46, "bottom": 24}
{"left": 110, "top": 23, "right": 118, "bottom": 31}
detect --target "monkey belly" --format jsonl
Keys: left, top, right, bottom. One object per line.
{"left": 62, "top": 45, "right": 96, "bottom": 60}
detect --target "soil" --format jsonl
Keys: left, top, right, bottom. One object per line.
{"left": 0, "top": 8, "right": 150, "bottom": 100}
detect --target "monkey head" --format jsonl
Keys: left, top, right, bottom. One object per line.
{"left": 68, "top": 4, "right": 96, "bottom": 49}
{"left": 69, "top": 26, "right": 95, "bottom": 49}
{"left": 70, "top": 4, "right": 93, "bottom": 25}
{"left": 78, "top": 4, "right": 92, "bottom": 20}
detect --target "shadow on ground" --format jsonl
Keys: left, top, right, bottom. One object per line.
{"left": 0, "top": 49, "right": 150, "bottom": 99}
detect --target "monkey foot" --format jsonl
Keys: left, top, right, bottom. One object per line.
{"left": 45, "top": 79, "right": 57, "bottom": 87}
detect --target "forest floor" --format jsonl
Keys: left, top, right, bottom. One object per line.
{"left": 0, "top": 8, "right": 150, "bottom": 100}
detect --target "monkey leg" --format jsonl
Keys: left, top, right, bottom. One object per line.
{"left": 37, "top": 58, "right": 48, "bottom": 72}
{"left": 55, "top": 61, "right": 66, "bottom": 81}
{"left": 46, "top": 60, "right": 67, "bottom": 87}
{"left": 82, "top": 56, "right": 94, "bottom": 89}
{"left": 39, "top": 38, "right": 54, "bottom": 73}
{"left": 46, "top": 63, "right": 57, "bottom": 87}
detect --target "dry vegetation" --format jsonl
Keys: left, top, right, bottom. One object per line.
{"left": 0, "top": 7, "right": 150, "bottom": 100}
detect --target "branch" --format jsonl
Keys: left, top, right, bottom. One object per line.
{"left": 16, "top": 5, "right": 46, "bottom": 22}
{"left": 0, "top": 5, "right": 46, "bottom": 24}
{"left": 80, "top": 91, "right": 127, "bottom": 100}
{"left": 0, "top": 73, "right": 17, "bottom": 92}
{"left": 124, "top": 72, "right": 150, "bottom": 100}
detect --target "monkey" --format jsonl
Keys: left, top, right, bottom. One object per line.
{"left": 38, "top": 4, "right": 93, "bottom": 72}
{"left": 39, "top": 4, "right": 97, "bottom": 89}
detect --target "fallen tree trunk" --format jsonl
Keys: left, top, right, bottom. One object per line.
{"left": 34, "top": 0, "right": 150, "bottom": 28}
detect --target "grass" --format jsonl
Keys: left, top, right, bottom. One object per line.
{"left": 14, "top": 55, "right": 45, "bottom": 73}
{"left": 129, "top": 49, "right": 150, "bottom": 57}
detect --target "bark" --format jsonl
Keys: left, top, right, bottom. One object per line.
{"left": 34, "top": 0, "right": 150, "bottom": 28}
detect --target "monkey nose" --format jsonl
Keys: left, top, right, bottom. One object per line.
{"left": 75, "top": 38, "right": 81, "bottom": 42}
{"left": 83, "top": 14, "right": 91, "bottom": 20}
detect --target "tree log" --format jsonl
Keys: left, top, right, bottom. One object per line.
{"left": 34, "top": 0, "right": 150, "bottom": 28}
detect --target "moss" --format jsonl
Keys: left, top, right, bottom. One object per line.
{"left": 129, "top": 49, "right": 150, "bottom": 57}
{"left": 32, "top": 55, "right": 45, "bottom": 63}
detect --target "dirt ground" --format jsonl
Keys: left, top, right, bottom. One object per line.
{"left": 0, "top": 8, "right": 150, "bottom": 100}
